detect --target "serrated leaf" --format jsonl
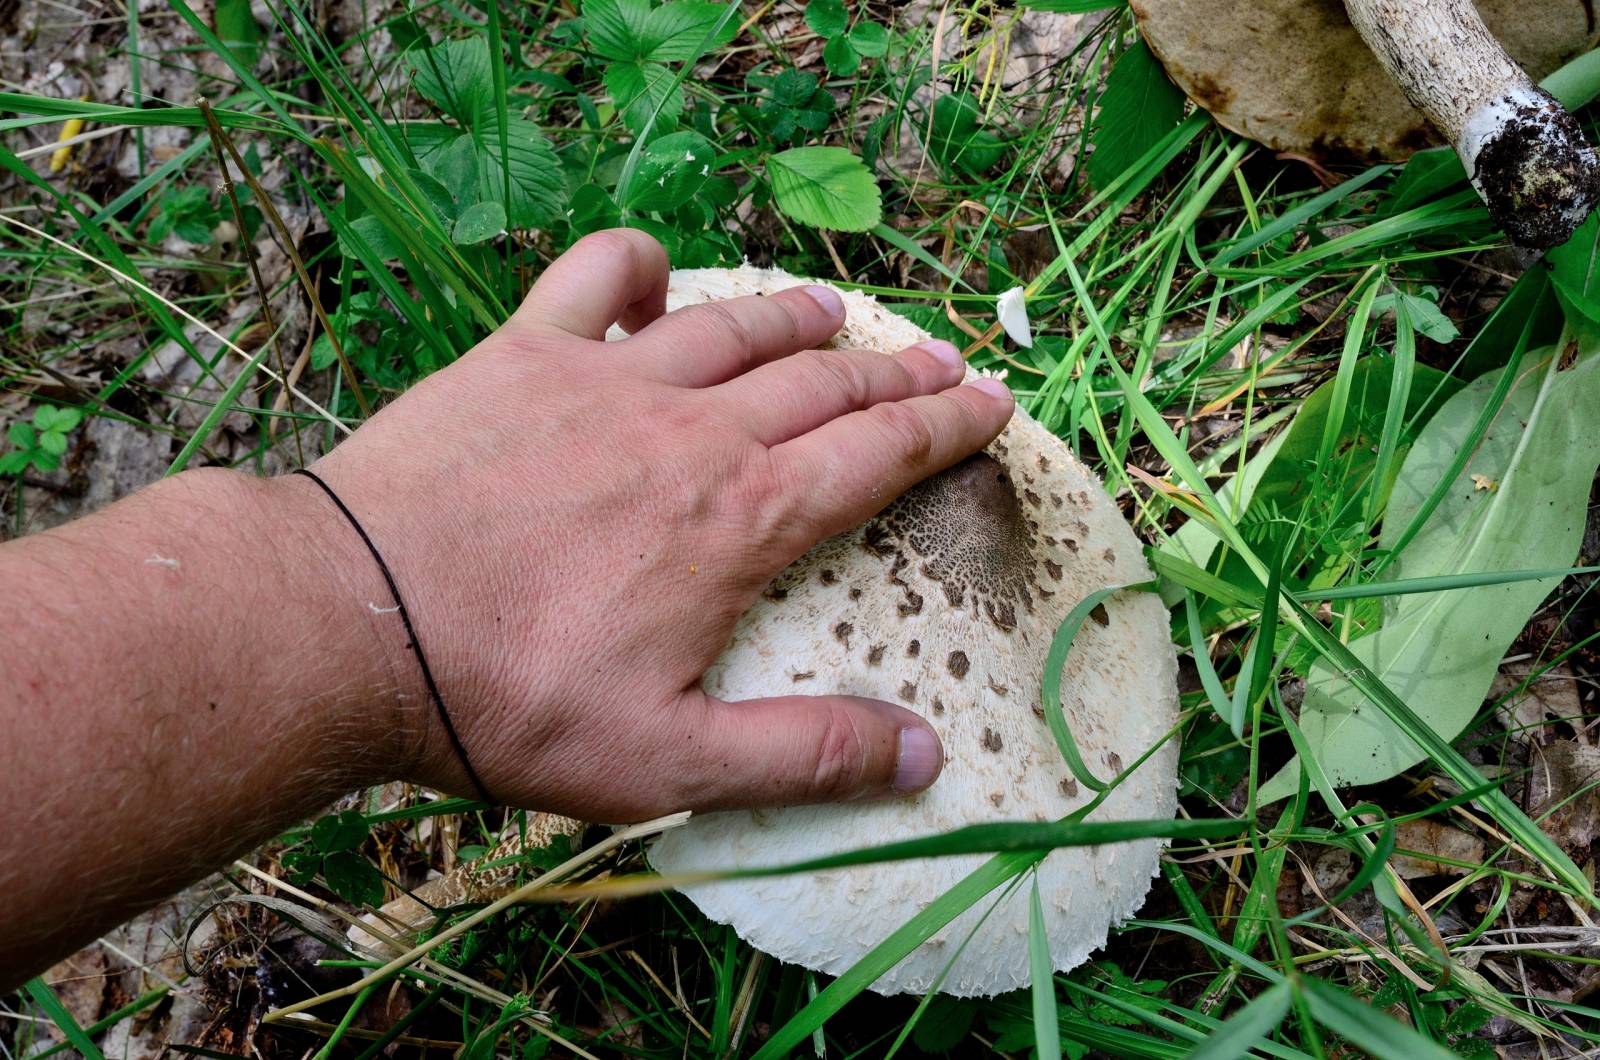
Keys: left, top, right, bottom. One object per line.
{"left": 640, "top": 1, "right": 737, "bottom": 61}
{"left": 51, "top": 407, "right": 83, "bottom": 432}
{"left": 452, "top": 199, "right": 507, "bottom": 244}
{"left": 1260, "top": 344, "right": 1600, "bottom": 800}
{"left": 848, "top": 21, "right": 888, "bottom": 56}
{"left": 1087, "top": 39, "right": 1184, "bottom": 190}
{"left": 621, "top": 130, "right": 715, "bottom": 212}
{"left": 584, "top": 0, "right": 652, "bottom": 60}
{"left": 408, "top": 37, "right": 495, "bottom": 129}
{"left": 765, "top": 146, "right": 881, "bottom": 231}
{"left": 604, "top": 60, "right": 683, "bottom": 133}
{"left": 8, "top": 421, "right": 35, "bottom": 448}
{"left": 29, "top": 450, "right": 59, "bottom": 472}
{"left": 322, "top": 850, "right": 385, "bottom": 907}
{"left": 0, "top": 451, "right": 30, "bottom": 475}
{"left": 476, "top": 119, "right": 566, "bottom": 227}
{"left": 804, "top": 0, "right": 846, "bottom": 38}
{"left": 1372, "top": 288, "right": 1459, "bottom": 344}
{"left": 822, "top": 33, "right": 859, "bottom": 75}
{"left": 37, "top": 431, "right": 66, "bottom": 457}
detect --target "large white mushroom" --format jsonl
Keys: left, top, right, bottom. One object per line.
{"left": 639, "top": 267, "right": 1181, "bottom": 997}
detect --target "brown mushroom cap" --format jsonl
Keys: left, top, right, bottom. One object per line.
{"left": 1134, "top": 0, "right": 1598, "bottom": 161}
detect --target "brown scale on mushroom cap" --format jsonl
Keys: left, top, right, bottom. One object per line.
{"left": 638, "top": 267, "right": 1180, "bottom": 998}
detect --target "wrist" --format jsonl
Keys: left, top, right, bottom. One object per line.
{"left": 243, "top": 469, "right": 432, "bottom": 791}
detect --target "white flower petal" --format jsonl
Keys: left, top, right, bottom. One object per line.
{"left": 995, "top": 286, "right": 1033, "bottom": 348}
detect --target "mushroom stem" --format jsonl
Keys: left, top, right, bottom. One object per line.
{"left": 1342, "top": 0, "right": 1600, "bottom": 249}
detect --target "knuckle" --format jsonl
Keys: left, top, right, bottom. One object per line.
{"left": 808, "top": 349, "right": 873, "bottom": 407}
{"left": 575, "top": 227, "right": 644, "bottom": 264}
{"left": 875, "top": 403, "right": 936, "bottom": 466}
{"left": 697, "top": 300, "right": 760, "bottom": 355}
{"left": 810, "top": 704, "right": 868, "bottom": 798}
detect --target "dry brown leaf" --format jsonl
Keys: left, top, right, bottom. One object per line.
{"left": 1493, "top": 664, "right": 1584, "bottom": 744}
{"left": 1391, "top": 819, "right": 1485, "bottom": 878}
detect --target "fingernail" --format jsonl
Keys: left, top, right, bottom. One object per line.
{"left": 971, "top": 377, "right": 1013, "bottom": 403}
{"left": 893, "top": 725, "right": 943, "bottom": 794}
{"left": 917, "top": 340, "right": 964, "bottom": 372}
{"left": 802, "top": 285, "right": 845, "bottom": 318}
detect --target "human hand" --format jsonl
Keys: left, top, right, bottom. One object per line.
{"left": 299, "top": 229, "right": 1013, "bottom": 821}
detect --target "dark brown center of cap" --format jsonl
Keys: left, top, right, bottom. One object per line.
{"left": 874, "top": 453, "right": 1039, "bottom": 630}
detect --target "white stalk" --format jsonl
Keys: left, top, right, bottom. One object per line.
{"left": 1343, "top": 0, "right": 1600, "bottom": 248}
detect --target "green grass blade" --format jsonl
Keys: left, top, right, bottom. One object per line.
{"left": 1183, "top": 980, "right": 1290, "bottom": 1060}
{"left": 1297, "top": 975, "right": 1457, "bottom": 1059}
{"left": 1029, "top": 877, "right": 1062, "bottom": 1060}
{"left": 24, "top": 977, "right": 106, "bottom": 1060}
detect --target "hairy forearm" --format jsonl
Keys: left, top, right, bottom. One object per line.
{"left": 0, "top": 468, "right": 413, "bottom": 987}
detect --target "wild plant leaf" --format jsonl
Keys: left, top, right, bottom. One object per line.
{"left": 474, "top": 120, "right": 565, "bottom": 227}
{"left": 424, "top": 134, "right": 478, "bottom": 206}
{"left": 1087, "top": 39, "right": 1185, "bottom": 190}
{"left": 339, "top": 214, "right": 399, "bottom": 261}
{"left": 849, "top": 21, "right": 889, "bottom": 56}
{"left": 582, "top": 0, "right": 652, "bottom": 60}
{"left": 212, "top": 0, "right": 264, "bottom": 69}
{"left": 568, "top": 183, "right": 622, "bottom": 234}
{"left": 409, "top": 166, "right": 462, "bottom": 223}
{"left": 925, "top": 92, "right": 1006, "bottom": 174}
{"left": 1299, "top": 976, "right": 1459, "bottom": 1060}
{"left": 452, "top": 200, "right": 507, "bottom": 244}
{"left": 823, "top": 34, "right": 859, "bottom": 75}
{"left": 1372, "top": 287, "right": 1459, "bottom": 343}
{"left": 621, "top": 129, "right": 714, "bottom": 212}
{"left": 759, "top": 69, "right": 834, "bottom": 142}
{"left": 604, "top": 60, "right": 683, "bottom": 132}
{"left": 637, "top": 1, "right": 737, "bottom": 60}
{"left": 804, "top": 0, "right": 846, "bottom": 38}
{"left": 1260, "top": 343, "right": 1600, "bottom": 799}
{"left": 765, "top": 145, "right": 881, "bottom": 231}
{"left": 408, "top": 37, "right": 494, "bottom": 129}
{"left": 321, "top": 850, "right": 385, "bottom": 907}
{"left": 1547, "top": 211, "right": 1599, "bottom": 341}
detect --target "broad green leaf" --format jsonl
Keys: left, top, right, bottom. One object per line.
{"left": 409, "top": 166, "right": 462, "bottom": 223}
{"left": 804, "top": 0, "right": 846, "bottom": 38}
{"left": 1087, "top": 40, "right": 1184, "bottom": 190}
{"left": 568, "top": 183, "right": 622, "bottom": 234}
{"left": 9, "top": 421, "right": 36, "bottom": 448}
{"left": 1260, "top": 343, "right": 1600, "bottom": 799}
{"left": 759, "top": 69, "right": 835, "bottom": 143}
{"left": 848, "top": 20, "right": 889, "bottom": 56}
{"left": 1547, "top": 211, "right": 1599, "bottom": 342}
{"left": 213, "top": 0, "right": 265, "bottom": 69}
{"left": 475, "top": 119, "right": 566, "bottom": 227}
{"left": 925, "top": 92, "right": 1007, "bottom": 174}
{"left": 822, "top": 33, "right": 859, "bottom": 75}
{"left": 408, "top": 37, "right": 494, "bottom": 128}
{"left": 37, "top": 431, "right": 67, "bottom": 457}
{"left": 765, "top": 146, "right": 881, "bottom": 231}
{"left": 604, "top": 60, "right": 683, "bottom": 132}
{"left": 310, "top": 810, "right": 368, "bottom": 853}
{"left": 640, "top": 1, "right": 737, "bottom": 61}
{"left": 322, "top": 850, "right": 385, "bottom": 907}
{"left": 425, "top": 134, "right": 479, "bottom": 206}
{"left": 340, "top": 214, "right": 400, "bottom": 260}
{"left": 584, "top": 0, "right": 652, "bottom": 60}
{"left": 1372, "top": 287, "right": 1459, "bottom": 343}
{"left": 621, "top": 130, "right": 715, "bottom": 212}
{"left": 452, "top": 200, "right": 507, "bottom": 244}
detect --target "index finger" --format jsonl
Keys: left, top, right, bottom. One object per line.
{"left": 773, "top": 379, "right": 1014, "bottom": 541}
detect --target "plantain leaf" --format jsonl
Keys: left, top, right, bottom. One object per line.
{"left": 1260, "top": 342, "right": 1600, "bottom": 799}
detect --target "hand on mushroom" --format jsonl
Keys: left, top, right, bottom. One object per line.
{"left": 0, "top": 228, "right": 1018, "bottom": 988}
{"left": 308, "top": 228, "right": 1014, "bottom": 817}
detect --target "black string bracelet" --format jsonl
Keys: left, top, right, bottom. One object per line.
{"left": 292, "top": 468, "right": 494, "bottom": 804}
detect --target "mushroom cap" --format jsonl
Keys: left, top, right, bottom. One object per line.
{"left": 1133, "top": 0, "right": 1598, "bottom": 160}
{"left": 628, "top": 267, "right": 1181, "bottom": 998}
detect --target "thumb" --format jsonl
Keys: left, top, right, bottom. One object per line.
{"left": 674, "top": 691, "right": 944, "bottom": 810}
